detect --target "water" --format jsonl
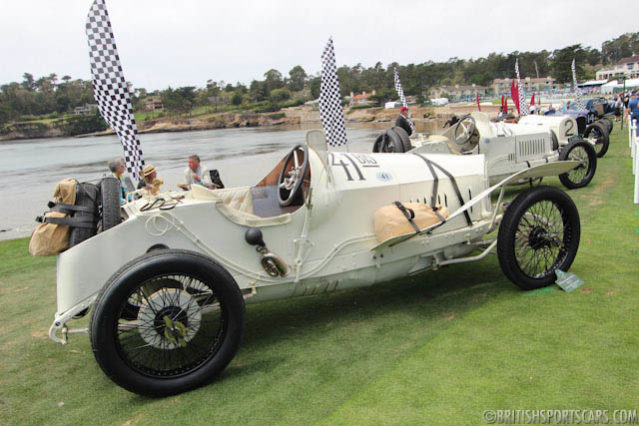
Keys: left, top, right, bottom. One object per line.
{"left": 0, "top": 125, "right": 382, "bottom": 241}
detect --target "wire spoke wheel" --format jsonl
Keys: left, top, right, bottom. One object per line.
{"left": 498, "top": 186, "right": 580, "bottom": 290}
{"left": 513, "top": 201, "right": 568, "bottom": 279}
{"left": 558, "top": 140, "right": 597, "bottom": 189}
{"left": 90, "top": 250, "right": 245, "bottom": 396}
{"left": 565, "top": 145, "right": 589, "bottom": 184}
{"left": 116, "top": 274, "right": 224, "bottom": 377}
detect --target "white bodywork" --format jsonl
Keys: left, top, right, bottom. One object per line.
{"left": 410, "top": 112, "right": 562, "bottom": 185}
{"left": 518, "top": 115, "right": 578, "bottom": 146}
{"left": 49, "top": 131, "right": 578, "bottom": 344}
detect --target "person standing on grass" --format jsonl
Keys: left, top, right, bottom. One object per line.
{"left": 628, "top": 91, "right": 639, "bottom": 136}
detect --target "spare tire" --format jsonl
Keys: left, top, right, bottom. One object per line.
{"left": 391, "top": 126, "right": 413, "bottom": 152}
{"left": 68, "top": 182, "right": 99, "bottom": 248}
{"left": 373, "top": 128, "right": 409, "bottom": 153}
{"left": 100, "top": 177, "right": 122, "bottom": 231}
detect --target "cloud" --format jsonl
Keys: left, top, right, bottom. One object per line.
{"left": 1, "top": 0, "right": 637, "bottom": 90}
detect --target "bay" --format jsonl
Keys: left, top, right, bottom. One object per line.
{"left": 0, "top": 125, "right": 381, "bottom": 241}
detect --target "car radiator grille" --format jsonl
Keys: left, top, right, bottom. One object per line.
{"left": 516, "top": 137, "right": 547, "bottom": 162}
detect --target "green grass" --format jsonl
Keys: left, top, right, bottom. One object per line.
{"left": 1, "top": 127, "right": 637, "bottom": 425}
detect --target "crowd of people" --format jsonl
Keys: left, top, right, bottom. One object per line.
{"left": 107, "top": 154, "right": 222, "bottom": 204}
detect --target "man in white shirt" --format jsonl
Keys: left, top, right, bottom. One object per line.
{"left": 178, "top": 154, "right": 214, "bottom": 190}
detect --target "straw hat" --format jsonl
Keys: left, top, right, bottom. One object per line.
{"left": 142, "top": 164, "right": 157, "bottom": 178}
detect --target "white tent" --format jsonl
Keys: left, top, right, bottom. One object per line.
{"left": 601, "top": 79, "right": 639, "bottom": 94}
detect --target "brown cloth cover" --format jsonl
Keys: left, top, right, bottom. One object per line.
{"left": 374, "top": 203, "right": 449, "bottom": 243}
{"left": 29, "top": 179, "right": 77, "bottom": 256}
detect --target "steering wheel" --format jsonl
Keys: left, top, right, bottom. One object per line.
{"left": 453, "top": 115, "right": 476, "bottom": 146}
{"left": 277, "top": 144, "right": 309, "bottom": 207}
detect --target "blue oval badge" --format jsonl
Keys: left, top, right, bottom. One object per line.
{"left": 376, "top": 171, "right": 393, "bottom": 182}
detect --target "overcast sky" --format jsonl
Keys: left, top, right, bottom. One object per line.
{"left": 2, "top": 0, "right": 637, "bottom": 91}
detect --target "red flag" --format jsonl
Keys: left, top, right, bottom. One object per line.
{"left": 510, "top": 79, "right": 520, "bottom": 115}
{"left": 476, "top": 93, "right": 481, "bottom": 111}
{"left": 530, "top": 92, "right": 535, "bottom": 106}
{"left": 503, "top": 94, "right": 508, "bottom": 114}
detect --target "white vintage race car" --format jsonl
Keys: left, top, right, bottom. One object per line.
{"left": 374, "top": 112, "right": 598, "bottom": 190}
{"left": 49, "top": 131, "right": 582, "bottom": 396}
{"left": 517, "top": 114, "right": 610, "bottom": 158}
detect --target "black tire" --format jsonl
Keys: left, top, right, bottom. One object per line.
{"left": 497, "top": 186, "right": 580, "bottom": 290}
{"left": 558, "top": 140, "right": 597, "bottom": 189}
{"left": 584, "top": 122, "right": 609, "bottom": 158}
{"left": 372, "top": 132, "right": 386, "bottom": 152}
{"left": 100, "top": 177, "right": 122, "bottom": 231}
{"left": 391, "top": 126, "right": 412, "bottom": 151}
{"left": 599, "top": 117, "right": 613, "bottom": 134}
{"left": 90, "top": 249, "right": 245, "bottom": 397}
{"left": 372, "top": 128, "right": 406, "bottom": 153}
{"left": 68, "top": 182, "right": 99, "bottom": 248}
{"left": 550, "top": 130, "right": 559, "bottom": 151}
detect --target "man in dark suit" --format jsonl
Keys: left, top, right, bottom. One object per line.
{"left": 395, "top": 106, "right": 413, "bottom": 136}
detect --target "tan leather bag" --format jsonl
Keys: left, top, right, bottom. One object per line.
{"left": 29, "top": 179, "right": 77, "bottom": 256}
{"left": 374, "top": 202, "right": 449, "bottom": 243}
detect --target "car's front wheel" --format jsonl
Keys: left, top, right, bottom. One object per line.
{"left": 90, "top": 250, "right": 245, "bottom": 397}
{"left": 584, "top": 122, "right": 609, "bottom": 158}
{"left": 497, "top": 186, "right": 580, "bottom": 290}
{"left": 558, "top": 140, "right": 597, "bottom": 189}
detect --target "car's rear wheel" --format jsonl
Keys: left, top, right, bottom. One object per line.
{"left": 90, "top": 250, "right": 245, "bottom": 397}
{"left": 584, "top": 122, "right": 609, "bottom": 158}
{"left": 558, "top": 140, "right": 597, "bottom": 189}
{"left": 497, "top": 186, "right": 580, "bottom": 290}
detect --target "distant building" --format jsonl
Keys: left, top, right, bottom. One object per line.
{"left": 349, "top": 90, "right": 376, "bottom": 106}
{"left": 596, "top": 54, "right": 639, "bottom": 80}
{"left": 74, "top": 104, "right": 98, "bottom": 115}
{"left": 145, "top": 98, "right": 164, "bottom": 112}
{"left": 429, "top": 84, "right": 487, "bottom": 99}
{"left": 491, "top": 77, "right": 556, "bottom": 95}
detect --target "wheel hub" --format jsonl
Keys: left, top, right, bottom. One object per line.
{"left": 138, "top": 288, "right": 202, "bottom": 350}
{"left": 528, "top": 226, "right": 551, "bottom": 250}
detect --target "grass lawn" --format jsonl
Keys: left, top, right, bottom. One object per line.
{"left": 1, "top": 126, "right": 637, "bottom": 425}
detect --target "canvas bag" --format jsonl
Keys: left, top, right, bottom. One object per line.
{"left": 374, "top": 202, "right": 449, "bottom": 243}
{"left": 29, "top": 179, "right": 77, "bottom": 256}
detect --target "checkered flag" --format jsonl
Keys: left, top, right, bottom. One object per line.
{"left": 393, "top": 67, "right": 415, "bottom": 133}
{"left": 86, "top": 0, "right": 144, "bottom": 180}
{"left": 572, "top": 59, "right": 586, "bottom": 111}
{"left": 319, "top": 37, "right": 348, "bottom": 147}
{"left": 515, "top": 59, "right": 529, "bottom": 116}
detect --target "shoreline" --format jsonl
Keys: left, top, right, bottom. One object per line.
{"left": 0, "top": 104, "right": 490, "bottom": 142}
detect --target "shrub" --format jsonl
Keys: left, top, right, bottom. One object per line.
{"left": 349, "top": 104, "right": 377, "bottom": 111}
{"left": 58, "top": 112, "right": 108, "bottom": 136}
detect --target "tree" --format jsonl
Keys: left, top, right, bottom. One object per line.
{"left": 601, "top": 32, "right": 639, "bottom": 64}
{"left": 310, "top": 77, "right": 321, "bottom": 99}
{"left": 550, "top": 45, "right": 587, "bottom": 83}
{"left": 263, "top": 69, "right": 284, "bottom": 93}
{"left": 269, "top": 88, "right": 291, "bottom": 103}
{"left": 249, "top": 80, "right": 268, "bottom": 102}
{"left": 161, "top": 86, "right": 196, "bottom": 114}
{"left": 21, "top": 73, "right": 35, "bottom": 91}
{"left": 287, "top": 65, "right": 307, "bottom": 92}
{"left": 231, "top": 91, "right": 243, "bottom": 105}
